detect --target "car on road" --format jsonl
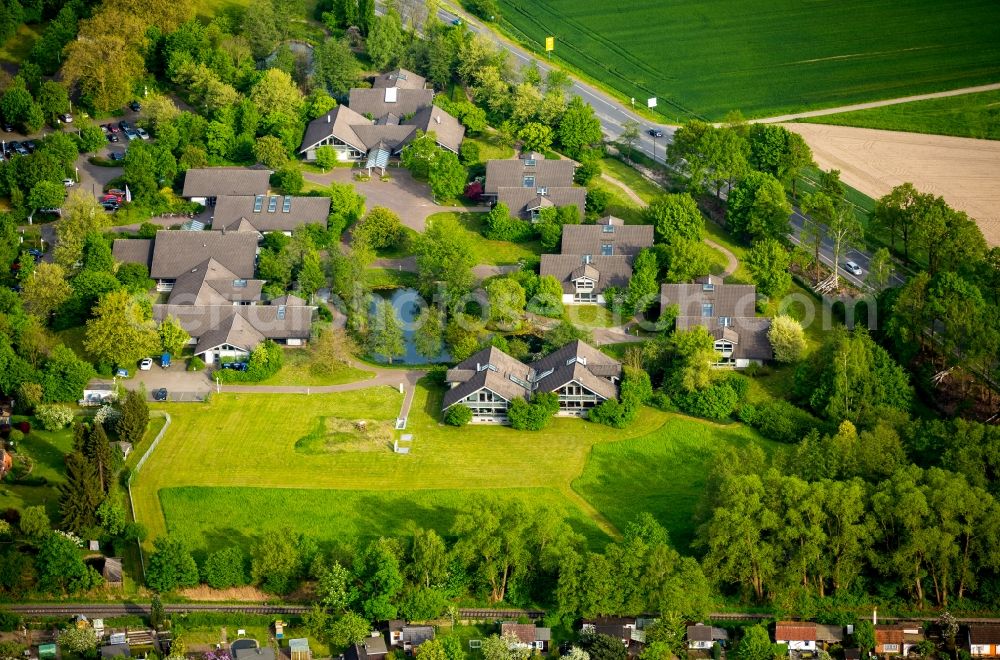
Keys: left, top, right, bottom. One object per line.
{"left": 59, "top": 113, "right": 73, "bottom": 123}
{"left": 452, "top": 18, "right": 462, "bottom": 25}
{"left": 139, "top": 357, "right": 153, "bottom": 371}
{"left": 152, "top": 388, "right": 168, "bottom": 401}
{"left": 136, "top": 127, "right": 149, "bottom": 140}
{"left": 221, "top": 362, "right": 248, "bottom": 371}
{"left": 129, "top": 100, "right": 141, "bottom": 112}
{"left": 63, "top": 178, "right": 75, "bottom": 187}
{"left": 844, "top": 260, "right": 864, "bottom": 276}
{"left": 648, "top": 128, "right": 664, "bottom": 138}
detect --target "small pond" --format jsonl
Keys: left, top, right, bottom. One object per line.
{"left": 368, "top": 288, "right": 451, "bottom": 365}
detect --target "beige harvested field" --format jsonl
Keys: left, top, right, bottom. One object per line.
{"left": 786, "top": 123, "right": 1000, "bottom": 247}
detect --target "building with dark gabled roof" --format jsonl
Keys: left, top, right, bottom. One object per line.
{"left": 484, "top": 152, "right": 585, "bottom": 221}
{"left": 180, "top": 168, "right": 271, "bottom": 204}
{"left": 373, "top": 68, "right": 426, "bottom": 90}
{"left": 113, "top": 230, "right": 258, "bottom": 287}
{"left": 661, "top": 274, "right": 772, "bottom": 368}
{"left": 501, "top": 622, "right": 550, "bottom": 653}
{"left": 540, "top": 216, "right": 654, "bottom": 305}
{"left": 211, "top": 194, "right": 331, "bottom": 235}
{"left": 774, "top": 622, "right": 817, "bottom": 651}
{"left": 968, "top": 624, "right": 1000, "bottom": 657}
{"left": 442, "top": 340, "right": 621, "bottom": 422}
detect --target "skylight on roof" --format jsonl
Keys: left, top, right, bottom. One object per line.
{"left": 525, "top": 158, "right": 536, "bottom": 166}
{"left": 233, "top": 279, "right": 247, "bottom": 288}
{"left": 277, "top": 305, "right": 286, "bottom": 320}
{"left": 267, "top": 196, "right": 278, "bottom": 213}
{"left": 385, "top": 87, "right": 398, "bottom": 103}
{"left": 282, "top": 196, "right": 292, "bottom": 213}
{"left": 602, "top": 224, "right": 615, "bottom": 233}
{"left": 253, "top": 195, "right": 264, "bottom": 212}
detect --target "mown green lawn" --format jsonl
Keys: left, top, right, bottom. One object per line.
{"left": 0, "top": 422, "right": 75, "bottom": 518}
{"left": 573, "top": 415, "right": 783, "bottom": 553}
{"left": 430, "top": 211, "right": 543, "bottom": 264}
{"left": 467, "top": 133, "right": 515, "bottom": 162}
{"left": 497, "top": 0, "right": 1000, "bottom": 120}
{"left": 255, "top": 347, "right": 374, "bottom": 387}
{"left": 799, "top": 89, "right": 1000, "bottom": 140}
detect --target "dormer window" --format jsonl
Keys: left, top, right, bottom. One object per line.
{"left": 601, "top": 244, "right": 613, "bottom": 256}
{"left": 719, "top": 316, "right": 732, "bottom": 327}
{"left": 523, "top": 175, "right": 535, "bottom": 187}
{"left": 233, "top": 279, "right": 247, "bottom": 288}
{"left": 582, "top": 254, "right": 592, "bottom": 264}
{"left": 537, "top": 187, "right": 548, "bottom": 196}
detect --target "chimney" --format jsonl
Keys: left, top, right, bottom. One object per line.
{"left": 326, "top": 113, "right": 331, "bottom": 124}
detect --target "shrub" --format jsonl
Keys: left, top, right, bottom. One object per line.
{"left": 138, "top": 222, "right": 159, "bottom": 239}
{"left": 769, "top": 315, "right": 806, "bottom": 362}
{"left": 36, "top": 404, "right": 74, "bottom": 431}
{"left": 187, "top": 356, "right": 205, "bottom": 372}
{"left": 508, "top": 392, "right": 559, "bottom": 430}
{"left": 7, "top": 429, "right": 23, "bottom": 445}
{"left": 202, "top": 546, "right": 248, "bottom": 589}
{"left": 483, "top": 203, "right": 533, "bottom": 242}
{"left": 591, "top": 367, "right": 651, "bottom": 428}
{"left": 17, "top": 421, "right": 30, "bottom": 434}
{"left": 675, "top": 381, "right": 740, "bottom": 421}
{"left": 739, "top": 399, "right": 822, "bottom": 443}
{"left": 459, "top": 141, "right": 480, "bottom": 165}
{"left": 444, "top": 405, "right": 472, "bottom": 426}
{"left": 215, "top": 341, "right": 283, "bottom": 383}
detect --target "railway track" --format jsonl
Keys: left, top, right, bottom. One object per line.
{"left": 3, "top": 604, "right": 543, "bottom": 619}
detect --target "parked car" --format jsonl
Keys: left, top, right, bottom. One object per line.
{"left": 99, "top": 124, "right": 109, "bottom": 135}
{"left": 13, "top": 143, "right": 28, "bottom": 156}
{"left": 107, "top": 124, "right": 120, "bottom": 134}
{"left": 101, "top": 201, "right": 120, "bottom": 211}
{"left": 2, "top": 123, "right": 12, "bottom": 132}
{"left": 59, "top": 113, "right": 73, "bottom": 123}
{"left": 102, "top": 193, "right": 123, "bottom": 204}
{"left": 648, "top": 128, "right": 664, "bottom": 138}
{"left": 221, "top": 362, "right": 248, "bottom": 371}
{"left": 129, "top": 100, "right": 141, "bottom": 112}
{"left": 139, "top": 357, "right": 153, "bottom": 371}
{"left": 63, "top": 178, "right": 75, "bottom": 187}
{"left": 118, "top": 120, "right": 131, "bottom": 131}
{"left": 124, "top": 128, "right": 138, "bottom": 140}
{"left": 23, "top": 140, "right": 36, "bottom": 152}
{"left": 109, "top": 152, "right": 125, "bottom": 162}
{"left": 136, "top": 127, "right": 149, "bottom": 140}
{"left": 844, "top": 260, "right": 864, "bottom": 276}
{"left": 161, "top": 353, "right": 171, "bottom": 368}
{"left": 115, "top": 368, "right": 129, "bottom": 378}
{"left": 152, "top": 388, "right": 168, "bottom": 401}
{"left": 107, "top": 133, "right": 119, "bottom": 143}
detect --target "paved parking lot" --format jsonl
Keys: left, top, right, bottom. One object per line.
{"left": 124, "top": 366, "right": 214, "bottom": 402}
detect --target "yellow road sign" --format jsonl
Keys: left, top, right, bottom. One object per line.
{"left": 545, "top": 36, "right": 554, "bottom": 51}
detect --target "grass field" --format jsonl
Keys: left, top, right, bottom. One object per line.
{"left": 430, "top": 212, "right": 543, "bottom": 264}
{"left": 799, "top": 90, "right": 1000, "bottom": 140}
{"left": 133, "top": 377, "right": 779, "bottom": 557}
{"left": 573, "top": 415, "right": 782, "bottom": 553}
{"left": 256, "top": 347, "right": 374, "bottom": 387}
{"left": 496, "top": 0, "right": 1000, "bottom": 120}
{"left": 0, "top": 423, "right": 75, "bottom": 517}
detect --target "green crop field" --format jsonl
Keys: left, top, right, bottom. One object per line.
{"left": 799, "top": 90, "right": 1000, "bottom": 140}
{"left": 496, "top": 0, "right": 1000, "bottom": 120}
{"left": 573, "top": 416, "right": 782, "bottom": 553}
{"left": 132, "top": 381, "right": 777, "bottom": 556}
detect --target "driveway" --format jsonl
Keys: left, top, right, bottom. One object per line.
{"left": 124, "top": 366, "right": 213, "bottom": 402}
{"left": 305, "top": 167, "right": 485, "bottom": 232}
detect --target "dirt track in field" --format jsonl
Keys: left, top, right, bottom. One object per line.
{"left": 786, "top": 123, "right": 1000, "bottom": 247}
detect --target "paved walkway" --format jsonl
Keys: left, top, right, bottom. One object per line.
{"left": 754, "top": 82, "right": 1000, "bottom": 123}
{"left": 372, "top": 256, "right": 520, "bottom": 281}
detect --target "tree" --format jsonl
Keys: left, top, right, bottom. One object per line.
{"left": 62, "top": 33, "right": 144, "bottom": 113}
{"left": 518, "top": 123, "right": 552, "bottom": 152}
{"left": 37, "top": 81, "right": 70, "bottom": 124}
{"left": 117, "top": 389, "right": 149, "bottom": 445}
{"left": 368, "top": 298, "right": 405, "bottom": 364}
{"left": 28, "top": 181, "right": 66, "bottom": 216}
{"left": 415, "top": 214, "right": 476, "bottom": 301}
{"left": 866, "top": 247, "right": 894, "bottom": 292}
{"left": 329, "top": 611, "right": 371, "bottom": 648}
{"left": 644, "top": 193, "right": 704, "bottom": 244}
{"left": 768, "top": 315, "right": 806, "bottom": 363}
{"left": 414, "top": 304, "right": 445, "bottom": 362}
{"left": 315, "top": 559, "right": 352, "bottom": 611}
{"left": 802, "top": 183, "right": 861, "bottom": 289}
{"left": 96, "top": 497, "right": 127, "bottom": 537}
{"left": 315, "top": 145, "right": 339, "bottom": 172}
{"left": 85, "top": 421, "right": 114, "bottom": 492}
{"left": 85, "top": 290, "right": 161, "bottom": 368}
{"left": 627, "top": 249, "right": 659, "bottom": 314}
{"left": 482, "top": 634, "right": 529, "bottom": 660}
{"left": 0, "top": 80, "right": 33, "bottom": 131}
{"left": 662, "top": 239, "right": 712, "bottom": 283}
{"left": 559, "top": 97, "right": 603, "bottom": 157}
{"left": 872, "top": 182, "right": 923, "bottom": 261}
{"left": 746, "top": 238, "right": 791, "bottom": 298}
{"left": 429, "top": 151, "right": 467, "bottom": 201}
{"left": 582, "top": 633, "right": 628, "bottom": 660}
{"left": 355, "top": 537, "right": 404, "bottom": 620}
{"left": 619, "top": 120, "right": 640, "bottom": 164}
{"left": 19, "top": 505, "right": 50, "bottom": 541}
{"left": 313, "top": 38, "right": 358, "bottom": 97}
{"left": 149, "top": 593, "right": 165, "bottom": 630}
{"left": 357, "top": 207, "right": 404, "bottom": 249}
{"left": 146, "top": 535, "right": 200, "bottom": 592}
{"left": 253, "top": 135, "right": 289, "bottom": 169}
{"left": 854, "top": 621, "right": 875, "bottom": 653}
{"left": 297, "top": 249, "right": 325, "bottom": 298}
{"left": 273, "top": 166, "right": 304, "bottom": 194}
{"left": 158, "top": 315, "right": 190, "bottom": 356}
{"left": 202, "top": 547, "right": 248, "bottom": 588}
{"left": 411, "top": 527, "right": 448, "bottom": 588}
{"left": 401, "top": 131, "right": 439, "bottom": 179}
{"left": 58, "top": 627, "right": 99, "bottom": 654}
{"left": 726, "top": 170, "right": 792, "bottom": 242}
{"left": 668, "top": 326, "right": 717, "bottom": 393}
{"left": 59, "top": 452, "right": 103, "bottom": 533}
{"left": 55, "top": 192, "right": 111, "bottom": 270}
{"left": 452, "top": 498, "right": 533, "bottom": 602}
{"left": 735, "top": 625, "right": 778, "bottom": 660}
{"left": 21, "top": 263, "right": 72, "bottom": 319}
{"left": 37, "top": 532, "right": 100, "bottom": 594}
{"left": 486, "top": 277, "right": 526, "bottom": 329}
{"left": 77, "top": 124, "right": 108, "bottom": 155}
{"left": 367, "top": 8, "right": 405, "bottom": 69}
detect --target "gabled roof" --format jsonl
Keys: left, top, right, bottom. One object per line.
{"left": 211, "top": 195, "right": 331, "bottom": 233}
{"left": 496, "top": 187, "right": 586, "bottom": 218}
{"left": 402, "top": 107, "right": 465, "bottom": 154}
{"left": 969, "top": 625, "right": 1000, "bottom": 645}
{"left": 181, "top": 168, "right": 271, "bottom": 198}
{"left": 300, "top": 105, "right": 372, "bottom": 154}
{"left": 194, "top": 313, "right": 266, "bottom": 354}
{"left": 815, "top": 625, "right": 844, "bottom": 643}
{"left": 352, "top": 124, "right": 418, "bottom": 152}
{"left": 349, "top": 88, "right": 434, "bottom": 120}
{"left": 775, "top": 622, "right": 817, "bottom": 642}
{"left": 875, "top": 626, "right": 905, "bottom": 646}
{"left": 373, "top": 68, "right": 426, "bottom": 90}
{"left": 167, "top": 258, "right": 263, "bottom": 305}
{"left": 687, "top": 624, "right": 713, "bottom": 642}
{"left": 147, "top": 230, "right": 257, "bottom": 280}
{"left": 484, "top": 158, "right": 576, "bottom": 193}
{"left": 501, "top": 623, "right": 541, "bottom": 645}
{"left": 530, "top": 340, "right": 621, "bottom": 400}
{"left": 442, "top": 346, "right": 534, "bottom": 409}
{"left": 152, "top": 304, "right": 314, "bottom": 348}
{"left": 112, "top": 238, "right": 154, "bottom": 269}
{"left": 660, "top": 277, "right": 758, "bottom": 319}
{"left": 401, "top": 626, "right": 435, "bottom": 646}
{"left": 540, "top": 254, "right": 634, "bottom": 294}
{"left": 560, "top": 222, "right": 654, "bottom": 257}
